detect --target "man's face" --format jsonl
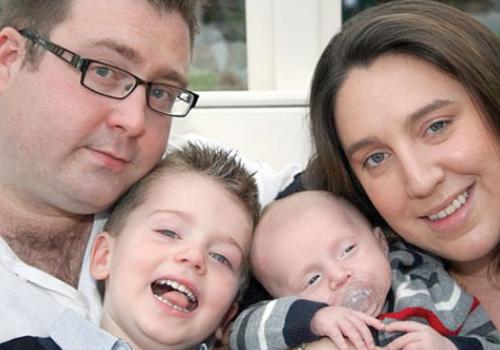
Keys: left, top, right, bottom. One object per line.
{"left": 0, "top": 0, "right": 192, "bottom": 214}
{"left": 91, "top": 171, "right": 252, "bottom": 349}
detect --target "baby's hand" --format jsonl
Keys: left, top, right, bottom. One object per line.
{"left": 310, "top": 306, "right": 385, "bottom": 350}
{"left": 384, "top": 321, "right": 458, "bottom": 350}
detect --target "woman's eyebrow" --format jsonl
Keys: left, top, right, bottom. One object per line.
{"left": 405, "top": 99, "right": 454, "bottom": 129}
{"left": 345, "top": 137, "right": 378, "bottom": 158}
{"left": 344, "top": 99, "right": 455, "bottom": 157}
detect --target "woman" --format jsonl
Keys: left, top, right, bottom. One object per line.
{"left": 230, "top": 1, "right": 500, "bottom": 349}
{"left": 304, "top": 0, "right": 500, "bottom": 328}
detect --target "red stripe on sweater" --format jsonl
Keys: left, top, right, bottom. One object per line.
{"left": 378, "top": 297, "right": 480, "bottom": 336}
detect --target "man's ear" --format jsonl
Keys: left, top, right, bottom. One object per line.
{"left": 0, "top": 27, "right": 26, "bottom": 90}
{"left": 90, "top": 231, "right": 115, "bottom": 281}
{"left": 215, "top": 303, "right": 239, "bottom": 342}
{"left": 373, "top": 226, "right": 389, "bottom": 256}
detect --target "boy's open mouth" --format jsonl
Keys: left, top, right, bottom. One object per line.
{"left": 151, "top": 279, "right": 199, "bottom": 313}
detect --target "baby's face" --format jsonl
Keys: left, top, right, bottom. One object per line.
{"left": 92, "top": 172, "right": 252, "bottom": 349}
{"left": 253, "top": 196, "right": 392, "bottom": 317}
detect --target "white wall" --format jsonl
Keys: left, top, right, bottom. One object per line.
{"left": 171, "top": 91, "right": 311, "bottom": 172}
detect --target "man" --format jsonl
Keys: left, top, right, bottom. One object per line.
{"left": 0, "top": 0, "right": 201, "bottom": 341}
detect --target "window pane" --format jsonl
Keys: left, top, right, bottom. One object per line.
{"left": 189, "top": 0, "right": 248, "bottom": 91}
{"left": 342, "top": 0, "right": 500, "bottom": 34}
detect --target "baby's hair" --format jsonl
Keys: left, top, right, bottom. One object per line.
{"left": 101, "top": 142, "right": 261, "bottom": 300}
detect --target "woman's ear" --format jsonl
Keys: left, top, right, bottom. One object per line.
{"left": 215, "top": 303, "right": 239, "bottom": 343}
{"left": 0, "top": 27, "right": 26, "bottom": 91}
{"left": 90, "top": 231, "right": 115, "bottom": 281}
{"left": 373, "top": 226, "right": 389, "bottom": 256}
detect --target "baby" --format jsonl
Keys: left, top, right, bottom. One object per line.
{"left": 1, "top": 143, "right": 260, "bottom": 350}
{"left": 230, "top": 191, "right": 500, "bottom": 350}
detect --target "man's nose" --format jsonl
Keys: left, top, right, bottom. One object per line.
{"left": 106, "top": 86, "right": 148, "bottom": 138}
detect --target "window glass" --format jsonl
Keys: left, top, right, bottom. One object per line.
{"left": 189, "top": 0, "right": 247, "bottom": 91}
{"left": 343, "top": 0, "right": 500, "bottom": 34}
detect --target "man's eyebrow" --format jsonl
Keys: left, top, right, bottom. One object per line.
{"left": 344, "top": 99, "right": 455, "bottom": 157}
{"left": 88, "top": 39, "right": 188, "bottom": 88}
{"left": 151, "top": 67, "right": 188, "bottom": 89}
{"left": 89, "top": 39, "right": 142, "bottom": 64}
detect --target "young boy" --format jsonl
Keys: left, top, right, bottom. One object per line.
{"left": 230, "top": 191, "right": 500, "bottom": 350}
{"left": 0, "top": 143, "right": 260, "bottom": 350}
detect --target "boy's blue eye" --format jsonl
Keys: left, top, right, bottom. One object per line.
{"left": 209, "top": 252, "right": 231, "bottom": 267}
{"left": 157, "top": 229, "right": 180, "bottom": 239}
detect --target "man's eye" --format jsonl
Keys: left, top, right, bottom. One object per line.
{"left": 307, "top": 274, "right": 321, "bottom": 286}
{"left": 95, "top": 66, "right": 112, "bottom": 77}
{"left": 209, "top": 252, "right": 231, "bottom": 267}
{"left": 151, "top": 88, "right": 167, "bottom": 99}
{"left": 157, "top": 229, "right": 180, "bottom": 239}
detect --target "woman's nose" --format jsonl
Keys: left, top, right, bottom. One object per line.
{"left": 400, "top": 150, "right": 444, "bottom": 198}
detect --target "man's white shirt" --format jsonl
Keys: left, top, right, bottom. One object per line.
{"left": 0, "top": 214, "right": 106, "bottom": 342}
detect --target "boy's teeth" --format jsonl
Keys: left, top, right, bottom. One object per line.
{"left": 154, "top": 294, "right": 191, "bottom": 313}
{"left": 428, "top": 191, "right": 468, "bottom": 222}
{"left": 154, "top": 279, "right": 197, "bottom": 303}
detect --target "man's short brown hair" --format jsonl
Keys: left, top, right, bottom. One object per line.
{"left": 0, "top": 0, "right": 205, "bottom": 67}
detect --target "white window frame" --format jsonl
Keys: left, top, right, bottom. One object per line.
{"left": 173, "top": 1, "right": 342, "bottom": 170}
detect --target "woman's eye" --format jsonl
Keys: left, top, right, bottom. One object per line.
{"left": 307, "top": 274, "right": 321, "bottom": 286}
{"left": 209, "top": 252, "right": 231, "bottom": 267}
{"left": 363, "top": 152, "right": 389, "bottom": 168}
{"left": 426, "top": 120, "right": 449, "bottom": 135}
{"left": 157, "top": 229, "right": 180, "bottom": 239}
{"left": 340, "top": 244, "right": 356, "bottom": 259}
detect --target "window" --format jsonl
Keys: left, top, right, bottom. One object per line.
{"left": 190, "top": 0, "right": 247, "bottom": 91}
{"left": 175, "top": 1, "right": 342, "bottom": 171}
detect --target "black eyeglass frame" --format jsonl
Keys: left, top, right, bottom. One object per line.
{"left": 19, "top": 29, "right": 199, "bottom": 118}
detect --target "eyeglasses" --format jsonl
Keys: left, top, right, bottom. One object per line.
{"left": 19, "top": 29, "right": 198, "bottom": 118}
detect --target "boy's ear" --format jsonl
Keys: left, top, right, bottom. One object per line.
{"left": 215, "top": 303, "right": 239, "bottom": 343}
{"left": 373, "top": 226, "right": 389, "bottom": 256}
{"left": 0, "top": 27, "right": 26, "bottom": 91}
{"left": 90, "top": 231, "right": 115, "bottom": 281}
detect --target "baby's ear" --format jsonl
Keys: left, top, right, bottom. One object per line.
{"left": 373, "top": 227, "right": 389, "bottom": 256}
{"left": 89, "top": 231, "right": 115, "bottom": 281}
{"left": 215, "top": 303, "right": 239, "bottom": 344}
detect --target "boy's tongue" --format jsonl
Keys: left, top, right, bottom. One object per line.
{"left": 163, "top": 290, "right": 190, "bottom": 309}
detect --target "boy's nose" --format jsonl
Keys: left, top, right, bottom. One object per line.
{"left": 175, "top": 245, "right": 207, "bottom": 275}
